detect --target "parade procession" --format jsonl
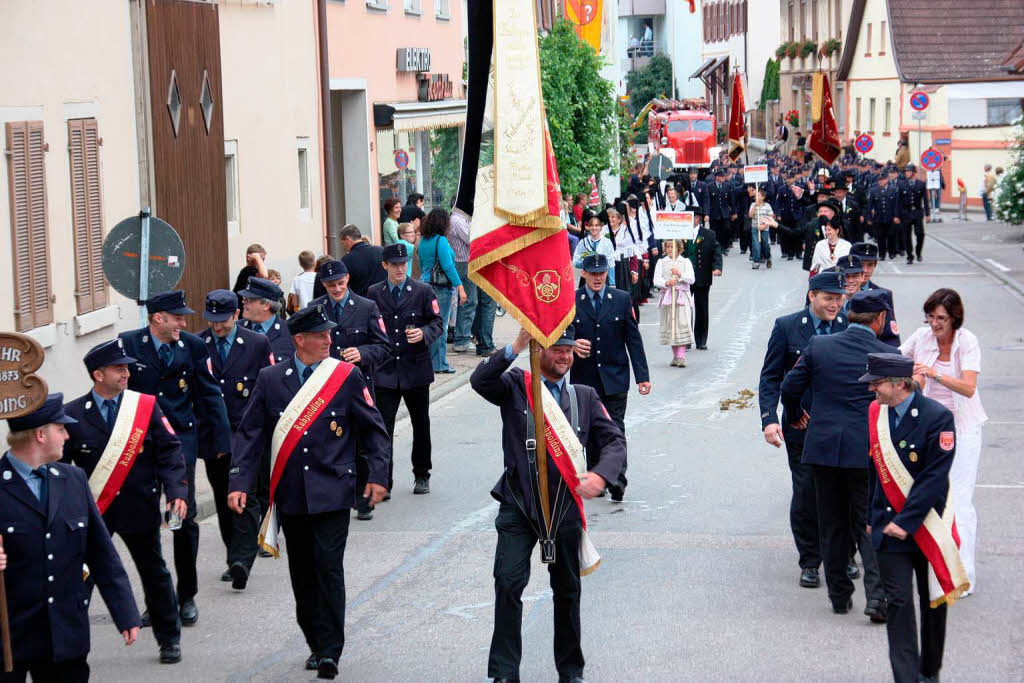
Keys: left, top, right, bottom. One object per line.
{"left": 2, "top": 0, "right": 1023, "bottom": 681}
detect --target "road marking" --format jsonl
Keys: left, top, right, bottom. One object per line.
{"left": 985, "top": 258, "right": 1011, "bottom": 272}
{"left": 887, "top": 271, "right": 978, "bottom": 277}
{"left": 976, "top": 484, "right": 1024, "bottom": 489}
{"left": 987, "top": 420, "right": 1024, "bottom": 425}
{"left": 890, "top": 263, "right": 902, "bottom": 274}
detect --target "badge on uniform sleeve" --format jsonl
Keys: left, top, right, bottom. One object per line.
{"left": 431, "top": 299, "right": 440, "bottom": 315}
{"left": 890, "top": 319, "right": 900, "bottom": 335}
{"left": 939, "top": 431, "right": 954, "bottom": 451}
{"left": 162, "top": 416, "right": 176, "bottom": 435}
{"left": 363, "top": 387, "right": 374, "bottom": 407}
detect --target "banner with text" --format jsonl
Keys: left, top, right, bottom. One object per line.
{"left": 654, "top": 211, "right": 696, "bottom": 240}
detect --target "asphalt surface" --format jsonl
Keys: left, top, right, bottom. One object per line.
{"left": 87, "top": 219, "right": 1024, "bottom": 681}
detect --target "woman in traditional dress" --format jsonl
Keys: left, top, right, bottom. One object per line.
{"left": 609, "top": 201, "right": 643, "bottom": 320}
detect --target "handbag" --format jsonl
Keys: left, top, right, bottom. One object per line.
{"left": 430, "top": 237, "right": 452, "bottom": 288}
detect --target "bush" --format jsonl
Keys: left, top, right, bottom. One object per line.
{"left": 994, "top": 115, "right": 1024, "bottom": 225}
{"left": 625, "top": 54, "right": 673, "bottom": 116}
{"left": 760, "top": 58, "right": 780, "bottom": 107}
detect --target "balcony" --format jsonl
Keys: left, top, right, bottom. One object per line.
{"left": 618, "top": 0, "right": 665, "bottom": 17}
{"left": 624, "top": 41, "right": 667, "bottom": 73}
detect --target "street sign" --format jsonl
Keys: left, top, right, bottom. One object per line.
{"left": 920, "top": 147, "right": 943, "bottom": 171}
{"left": 0, "top": 332, "right": 47, "bottom": 419}
{"left": 934, "top": 138, "right": 952, "bottom": 146}
{"left": 102, "top": 212, "right": 185, "bottom": 302}
{"left": 648, "top": 153, "right": 673, "bottom": 180}
{"left": 911, "top": 111, "right": 928, "bottom": 121}
{"left": 394, "top": 149, "right": 409, "bottom": 170}
{"left": 910, "top": 91, "right": 930, "bottom": 111}
{"left": 743, "top": 164, "right": 769, "bottom": 184}
{"left": 927, "top": 171, "right": 941, "bottom": 189}
{"left": 855, "top": 133, "right": 874, "bottom": 154}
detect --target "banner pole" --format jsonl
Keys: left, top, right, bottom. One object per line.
{"left": 529, "top": 340, "right": 552, "bottom": 535}
{"left": 0, "top": 571, "right": 10, "bottom": 672}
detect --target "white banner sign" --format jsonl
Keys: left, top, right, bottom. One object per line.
{"left": 744, "top": 164, "right": 769, "bottom": 184}
{"left": 926, "top": 170, "right": 941, "bottom": 189}
{"left": 654, "top": 211, "right": 696, "bottom": 241}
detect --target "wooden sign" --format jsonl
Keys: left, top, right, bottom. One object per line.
{"left": 0, "top": 332, "right": 48, "bottom": 419}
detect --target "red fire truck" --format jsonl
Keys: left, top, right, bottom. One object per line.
{"left": 644, "top": 98, "right": 720, "bottom": 171}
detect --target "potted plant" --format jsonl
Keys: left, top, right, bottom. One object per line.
{"left": 785, "top": 41, "right": 799, "bottom": 59}
{"left": 786, "top": 109, "right": 799, "bottom": 128}
{"left": 775, "top": 43, "right": 789, "bottom": 60}
{"left": 800, "top": 40, "right": 817, "bottom": 58}
{"left": 822, "top": 38, "right": 842, "bottom": 57}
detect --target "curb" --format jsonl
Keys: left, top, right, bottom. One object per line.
{"left": 930, "top": 234, "right": 1024, "bottom": 300}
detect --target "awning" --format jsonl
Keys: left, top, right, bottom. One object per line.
{"left": 689, "top": 57, "right": 716, "bottom": 80}
{"left": 691, "top": 55, "right": 728, "bottom": 83}
{"left": 375, "top": 99, "right": 468, "bottom": 132}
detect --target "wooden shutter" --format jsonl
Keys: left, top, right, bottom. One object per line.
{"left": 68, "top": 118, "right": 107, "bottom": 314}
{"left": 6, "top": 121, "right": 52, "bottom": 331}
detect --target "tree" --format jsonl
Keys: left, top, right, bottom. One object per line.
{"left": 995, "top": 114, "right": 1024, "bottom": 225}
{"left": 625, "top": 54, "right": 673, "bottom": 116}
{"left": 760, "top": 58, "right": 780, "bottom": 108}
{"left": 429, "top": 127, "right": 461, "bottom": 209}
{"left": 538, "top": 19, "right": 618, "bottom": 196}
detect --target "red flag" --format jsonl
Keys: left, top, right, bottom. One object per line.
{"left": 727, "top": 72, "right": 746, "bottom": 161}
{"left": 588, "top": 174, "right": 600, "bottom": 207}
{"left": 688, "top": 0, "right": 696, "bottom": 14}
{"left": 809, "top": 72, "right": 841, "bottom": 165}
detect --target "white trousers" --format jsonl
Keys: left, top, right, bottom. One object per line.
{"left": 950, "top": 425, "right": 982, "bottom": 592}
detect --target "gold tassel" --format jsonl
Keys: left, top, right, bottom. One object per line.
{"left": 493, "top": 206, "right": 562, "bottom": 230}
{"left": 929, "top": 581, "right": 971, "bottom": 609}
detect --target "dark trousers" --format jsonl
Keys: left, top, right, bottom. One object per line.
{"left": 874, "top": 222, "right": 898, "bottom": 259}
{"left": 279, "top": 509, "right": 351, "bottom": 660}
{"left": 590, "top": 390, "right": 628, "bottom": 489}
{"left": 811, "top": 466, "right": 884, "bottom": 604}
{"left": 784, "top": 439, "right": 821, "bottom": 569}
{"left": 488, "top": 504, "right": 584, "bottom": 680}
{"left": 691, "top": 285, "right": 710, "bottom": 347}
{"left": 204, "top": 450, "right": 271, "bottom": 572}
{"left": 709, "top": 218, "right": 730, "bottom": 250}
{"left": 376, "top": 385, "right": 432, "bottom": 488}
{"left": 878, "top": 549, "right": 947, "bottom": 683}
{"left": 0, "top": 658, "right": 89, "bottom": 683}
{"left": 736, "top": 217, "right": 750, "bottom": 253}
{"left": 172, "top": 461, "right": 198, "bottom": 603}
{"left": 903, "top": 218, "right": 925, "bottom": 260}
{"left": 117, "top": 527, "right": 181, "bottom": 645}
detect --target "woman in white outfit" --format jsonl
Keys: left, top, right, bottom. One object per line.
{"left": 900, "top": 288, "right": 987, "bottom": 594}
{"left": 808, "top": 218, "right": 851, "bottom": 276}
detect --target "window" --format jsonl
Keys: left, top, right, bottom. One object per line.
{"left": 67, "top": 118, "right": 107, "bottom": 315}
{"left": 869, "top": 97, "right": 876, "bottom": 132}
{"left": 435, "top": 0, "right": 450, "bottom": 18}
{"left": 667, "top": 121, "right": 690, "bottom": 133}
{"left": 403, "top": 0, "right": 420, "bottom": 14}
{"left": 800, "top": 0, "right": 807, "bottom": 40}
{"left": 5, "top": 121, "right": 52, "bottom": 331}
{"left": 987, "top": 98, "right": 1024, "bottom": 125}
{"left": 224, "top": 140, "right": 239, "bottom": 235}
{"left": 365, "top": 0, "right": 389, "bottom": 10}
{"left": 812, "top": 0, "right": 819, "bottom": 42}
{"left": 788, "top": 1, "right": 795, "bottom": 42}
{"left": 884, "top": 98, "right": 892, "bottom": 133}
{"left": 879, "top": 21, "right": 886, "bottom": 54}
{"left": 856, "top": 97, "right": 862, "bottom": 130}
{"left": 692, "top": 119, "right": 714, "bottom": 133}
{"left": 297, "top": 137, "right": 312, "bottom": 218}
{"left": 865, "top": 23, "right": 872, "bottom": 55}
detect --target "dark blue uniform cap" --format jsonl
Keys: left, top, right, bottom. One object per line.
{"left": 382, "top": 242, "right": 411, "bottom": 264}
{"left": 286, "top": 304, "right": 337, "bottom": 335}
{"left": 203, "top": 289, "right": 239, "bottom": 322}
{"left": 84, "top": 339, "right": 137, "bottom": 373}
{"left": 551, "top": 324, "right": 576, "bottom": 347}
{"left": 859, "top": 352, "right": 915, "bottom": 382}
{"left": 713, "top": 168, "right": 726, "bottom": 177}
{"left": 807, "top": 270, "right": 846, "bottom": 294}
{"left": 851, "top": 242, "right": 879, "bottom": 261}
{"left": 581, "top": 254, "right": 610, "bottom": 273}
{"left": 7, "top": 393, "right": 77, "bottom": 432}
{"left": 238, "top": 277, "right": 283, "bottom": 301}
{"left": 146, "top": 290, "right": 194, "bottom": 315}
{"left": 318, "top": 259, "right": 348, "bottom": 282}
{"left": 851, "top": 289, "right": 890, "bottom": 313}
{"left": 836, "top": 254, "right": 864, "bottom": 274}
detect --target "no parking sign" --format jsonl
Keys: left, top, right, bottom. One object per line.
{"left": 855, "top": 134, "right": 874, "bottom": 154}
{"left": 394, "top": 149, "right": 410, "bottom": 170}
{"left": 920, "top": 148, "right": 943, "bottom": 171}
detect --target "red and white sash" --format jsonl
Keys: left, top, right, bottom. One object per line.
{"left": 523, "top": 372, "right": 601, "bottom": 576}
{"left": 88, "top": 391, "right": 155, "bottom": 515}
{"left": 868, "top": 401, "right": 970, "bottom": 607}
{"left": 259, "top": 358, "right": 353, "bottom": 557}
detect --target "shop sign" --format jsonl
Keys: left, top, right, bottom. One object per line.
{"left": 0, "top": 332, "right": 48, "bottom": 419}
{"left": 418, "top": 73, "right": 454, "bottom": 102}
{"left": 397, "top": 47, "right": 431, "bottom": 72}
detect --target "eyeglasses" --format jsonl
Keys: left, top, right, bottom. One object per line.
{"left": 925, "top": 314, "right": 951, "bottom": 324}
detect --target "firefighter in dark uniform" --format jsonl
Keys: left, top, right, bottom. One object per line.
{"left": 569, "top": 254, "right": 651, "bottom": 501}
{"left": 309, "top": 259, "right": 390, "bottom": 519}
{"left": 851, "top": 242, "right": 902, "bottom": 348}
{"left": 899, "top": 163, "right": 930, "bottom": 264}
{"left": 798, "top": 192, "right": 836, "bottom": 272}
{"left": 868, "top": 169, "right": 900, "bottom": 260}
{"left": 834, "top": 178, "right": 864, "bottom": 244}
{"left": 471, "top": 326, "right": 626, "bottom": 683}
{"left": 197, "top": 289, "right": 273, "bottom": 590}
{"left": 238, "top": 277, "right": 295, "bottom": 364}
{"left": 0, "top": 394, "right": 141, "bottom": 681}
{"left": 61, "top": 340, "right": 188, "bottom": 664}
{"left": 707, "top": 168, "right": 736, "bottom": 254}
{"left": 861, "top": 353, "right": 957, "bottom": 683}
{"left": 758, "top": 271, "right": 849, "bottom": 589}
{"left": 366, "top": 243, "right": 444, "bottom": 495}
{"left": 681, "top": 167, "right": 710, "bottom": 216}
{"left": 227, "top": 304, "right": 391, "bottom": 680}
{"left": 118, "top": 290, "right": 230, "bottom": 627}
{"left": 687, "top": 212, "right": 724, "bottom": 350}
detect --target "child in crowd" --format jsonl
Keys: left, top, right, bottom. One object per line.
{"left": 652, "top": 239, "right": 695, "bottom": 367}
{"left": 288, "top": 250, "right": 318, "bottom": 312}
{"left": 266, "top": 269, "right": 289, "bottom": 319}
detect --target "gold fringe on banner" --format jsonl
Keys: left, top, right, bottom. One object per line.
{"left": 811, "top": 72, "right": 824, "bottom": 123}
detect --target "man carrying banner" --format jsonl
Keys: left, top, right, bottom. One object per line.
{"left": 227, "top": 304, "right": 390, "bottom": 680}
{"left": 62, "top": 339, "right": 188, "bottom": 664}
{"left": 861, "top": 352, "right": 967, "bottom": 683}
{"left": 471, "top": 327, "right": 626, "bottom": 683}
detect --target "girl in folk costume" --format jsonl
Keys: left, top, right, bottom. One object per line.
{"left": 609, "top": 201, "right": 644, "bottom": 321}
{"left": 572, "top": 208, "right": 617, "bottom": 288}
{"left": 652, "top": 239, "right": 695, "bottom": 367}
{"left": 808, "top": 218, "right": 851, "bottom": 276}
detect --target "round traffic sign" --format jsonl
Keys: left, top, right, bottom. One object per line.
{"left": 102, "top": 213, "right": 185, "bottom": 300}
{"left": 910, "top": 91, "right": 930, "bottom": 111}
{"left": 920, "top": 147, "right": 943, "bottom": 171}
{"left": 855, "top": 133, "right": 874, "bottom": 154}
{"left": 394, "top": 149, "right": 409, "bottom": 170}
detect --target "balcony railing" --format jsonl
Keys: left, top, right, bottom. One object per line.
{"left": 618, "top": 0, "right": 666, "bottom": 17}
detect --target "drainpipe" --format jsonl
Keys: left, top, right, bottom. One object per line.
{"left": 317, "top": 0, "right": 341, "bottom": 257}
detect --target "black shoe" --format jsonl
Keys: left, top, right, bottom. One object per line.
{"left": 916, "top": 253, "right": 923, "bottom": 262}
{"left": 766, "top": 260, "right": 773, "bottom": 269}
{"left": 258, "top": 548, "right": 274, "bottom": 558}
{"left": 799, "top": 567, "right": 820, "bottom": 588}
{"left": 492, "top": 679, "right": 520, "bottom": 682}
{"left": 608, "top": 484, "right": 624, "bottom": 502}
{"left": 140, "top": 610, "right": 151, "bottom": 628}
{"left": 413, "top": 477, "right": 430, "bottom": 494}
{"left": 696, "top": 344, "right": 708, "bottom": 350}
{"left": 305, "top": 654, "right": 320, "bottom": 671}
{"left": 907, "top": 257, "right": 914, "bottom": 264}
{"left": 559, "top": 677, "right": 587, "bottom": 683}
{"left": 446, "top": 328, "right": 455, "bottom": 344}
{"left": 832, "top": 598, "right": 853, "bottom": 614}
{"left": 220, "top": 569, "right": 232, "bottom": 582}
{"left": 229, "top": 562, "right": 249, "bottom": 590}
{"left": 357, "top": 508, "right": 374, "bottom": 520}
{"left": 317, "top": 657, "right": 338, "bottom": 679}
{"left": 847, "top": 562, "right": 861, "bottom": 580}
{"left": 159, "top": 643, "right": 182, "bottom": 664}
{"left": 179, "top": 599, "right": 198, "bottom": 626}
{"left": 596, "top": 488, "right": 606, "bottom": 498}
{"left": 382, "top": 492, "right": 392, "bottom": 502}
{"left": 865, "top": 599, "right": 888, "bottom": 623}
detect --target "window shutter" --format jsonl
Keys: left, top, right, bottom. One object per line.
{"left": 68, "top": 118, "right": 107, "bottom": 314}
{"left": 6, "top": 121, "right": 52, "bottom": 331}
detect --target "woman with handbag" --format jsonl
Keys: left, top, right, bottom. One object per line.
{"left": 417, "top": 209, "right": 467, "bottom": 374}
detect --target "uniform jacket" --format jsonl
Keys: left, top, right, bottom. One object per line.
{"left": 865, "top": 280, "right": 901, "bottom": 347}
{"left": 687, "top": 226, "right": 723, "bottom": 286}
{"left": 470, "top": 352, "right": 626, "bottom": 526}
{"left": 309, "top": 291, "right": 391, "bottom": 393}
{"left": 837, "top": 197, "right": 864, "bottom": 243}
{"left": 707, "top": 181, "right": 735, "bottom": 220}
{"left": 366, "top": 277, "right": 444, "bottom": 390}
{"left": 758, "top": 307, "right": 849, "bottom": 444}
{"left": 229, "top": 357, "right": 390, "bottom": 514}
{"left": 781, "top": 325, "right": 894, "bottom": 468}
{"left": 0, "top": 456, "right": 139, "bottom": 664}
{"left": 570, "top": 286, "right": 650, "bottom": 396}
{"left": 799, "top": 217, "right": 827, "bottom": 271}
{"left": 118, "top": 327, "right": 230, "bottom": 463}
{"left": 198, "top": 324, "right": 273, "bottom": 431}
{"left": 899, "top": 178, "right": 931, "bottom": 221}
{"left": 868, "top": 392, "right": 955, "bottom": 552}
{"left": 342, "top": 241, "right": 387, "bottom": 297}
{"left": 61, "top": 393, "right": 187, "bottom": 534}
{"left": 682, "top": 178, "right": 710, "bottom": 215}
{"left": 240, "top": 315, "right": 294, "bottom": 365}
{"left": 867, "top": 183, "right": 899, "bottom": 224}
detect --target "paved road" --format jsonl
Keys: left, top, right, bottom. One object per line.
{"left": 87, "top": 224, "right": 1024, "bottom": 681}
